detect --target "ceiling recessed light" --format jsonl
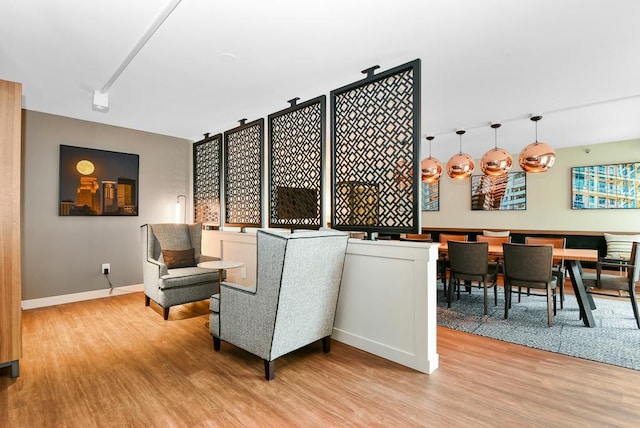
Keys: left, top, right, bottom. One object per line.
{"left": 219, "top": 53, "right": 237, "bottom": 63}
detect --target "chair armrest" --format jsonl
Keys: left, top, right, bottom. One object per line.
{"left": 145, "top": 257, "right": 168, "bottom": 277}
{"left": 221, "top": 281, "right": 256, "bottom": 293}
{"left": 596, "top": 258, "right": 628, "bottom": 269}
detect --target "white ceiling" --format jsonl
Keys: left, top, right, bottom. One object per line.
{"left": 1, "top": 0, "right": 640, "bottom": 160}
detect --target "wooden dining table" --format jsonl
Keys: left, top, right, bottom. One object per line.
{"left": 438, "top": 243, "right": 599, "bottom": 327}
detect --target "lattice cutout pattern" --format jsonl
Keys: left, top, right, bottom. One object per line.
{"left": 270, "top": 102, "right": 323, "bottom": 227}
{"left": 225, "top": 123, "right": 262, "bottom": 226}
{"left": 193, "top": 136, "right": 221, "bottom": 223}
{"left": 334, "top": 68, "right": 415, "bottom": 229}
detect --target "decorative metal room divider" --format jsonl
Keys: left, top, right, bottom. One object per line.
{"left": 223, "top": 118, "right": 264, "bottom": 228}
{"left": 330, "top": 59, "right": 421, "bottom": 235}
{"left": 268, "top": 96, "right": 326, "bottom": 229}
{"left": 193, "top": 133, "right": 222, "bottom": 224}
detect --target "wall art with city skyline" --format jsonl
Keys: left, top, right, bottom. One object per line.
{"left": 59, "top": 145, "right": 139, "bottom": 216}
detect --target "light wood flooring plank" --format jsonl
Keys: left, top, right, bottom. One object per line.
{"left": 1, "top": 292, "right": 639, "bottom": 427}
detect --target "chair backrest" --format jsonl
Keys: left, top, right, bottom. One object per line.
{"left": 439, "top": 233, "right": 468, "bottom": 243}
{"left": 404, "top": 233, "right": 432, "bottom": 241}
{"left": 502, "top": 243, "right": 554, "bottom": 283}
{"left": 255, "top": 229, "right": 349, "bottom": 360}
{"left": 145, "top": 223, "right": 202, "bottom": 261}
{"left": 483, "top": 230, "right": 510, "bottom": 237}
{"left": 476, "top": 235, "right": 511, "bottom": 245}
{"left": 448, "top": 241, "right": 489, "bottom": 276}
{"left": 525, "top": 236, "right": 565, "bottom": 265}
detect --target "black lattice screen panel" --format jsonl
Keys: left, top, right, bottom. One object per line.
{"left": 268, "top": 96, "right": 325, "bottom": 228}
{"left": 224, "top": 119, "right": 264, "bottom": 227}
{"left": 193, "top": 133, "right": 222, "bottom": 224}
{"left": 331, "top": 60, "right": 421, "bottom": 234}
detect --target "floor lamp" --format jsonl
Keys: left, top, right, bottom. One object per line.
{"left": 175, "top": 194, "right": 187, "bottom": 223}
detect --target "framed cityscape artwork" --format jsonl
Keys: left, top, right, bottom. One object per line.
{"left": 421, "top": 181, "right": 439, "bottom": 211}
{"left": 471, "top": 172, "right": 526, "bottom": 211}
{"left": 59, "top": 145, "right": 139, "bottom": 216}
{"left": 571, "top": 162, "right": 640, "bottom": 209}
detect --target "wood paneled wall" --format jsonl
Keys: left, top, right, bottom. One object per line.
{"left": 0, "top": 79, "right": 22, "bottom": 374}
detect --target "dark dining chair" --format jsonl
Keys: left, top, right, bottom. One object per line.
{"left": 525, "top": 237, "right": 567, "bottom": 308}
{"left": 581, "top": 241, "right": 640, "bottom": 329}
{"left": 502, "top": 243, "right": 557, "bottom": 327}
{"left": 438, "top": 233, "right": 468, "bottom": 298}
{"left": 447, "top": 241, "right": 497, "bottom": 315}
{"left": 476, "top": 235, "right": 511, "bottom": 275}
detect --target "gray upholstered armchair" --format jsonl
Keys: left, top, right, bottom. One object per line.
{"left": 210, "top": 229, "right": 349, "bottom": 380}
{"left": 141, "top": 223, "right": 220, "bottom": 320}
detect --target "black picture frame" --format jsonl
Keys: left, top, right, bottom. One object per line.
{"left": 471, "top": 172, "right": 526, "bottom": 211}
{"left": 59, "top": 145, "right": 139, "bottom": 216}
{"left": 571, "top": 162, "right": 640, "bottom": 209}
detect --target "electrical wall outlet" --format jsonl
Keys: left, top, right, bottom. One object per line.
{"left": 241, "top": 267, "right": 247, "bottom": 279}
{"left": 102, "top": 263, "right": 110, "bottom": 275}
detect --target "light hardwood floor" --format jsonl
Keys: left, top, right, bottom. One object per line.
{"left": 1, "top": 292, "right": 639, "bottom": 427}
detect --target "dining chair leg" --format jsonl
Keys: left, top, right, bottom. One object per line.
{"left": 447, "top": 278, "right": 454, "bottom": 308}
{"left": 547, "top": 289, "right": 554, "bottom": 327}
{"left": 483, "top": 282, "right": 488, "bottom": 315}
{"left": 504, "top": 285, "right": 510, "bottom": 319}
{"left": 493, "top": 282, "right": 498, "bottom": 307}
{"left": 629, "top": 286, "right": 640, "bottom": 329}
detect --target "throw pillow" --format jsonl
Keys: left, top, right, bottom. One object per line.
{"left": 604, "top": 233, "right": 640, "bottom": 258}
{"left": 483, "top": 230, "right": 510, "bottom": 237}
{"left": 162, "top": 248, "right": 196, "bottom": 269}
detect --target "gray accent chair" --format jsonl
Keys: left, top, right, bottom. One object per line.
{"left": 141, "top": 223, "right": 220, "bottom": 320}
{"left": 210, "top": 229, "right": 349, "bottom": 380}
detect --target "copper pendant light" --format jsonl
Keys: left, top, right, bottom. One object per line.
{"left": 446, "top": 129, "right": 475, "bottom": 179}
{"left": 519, "top": 115, "right": 556, "bottom": 173}
{"left": 481, "top": 123, "right": 512, "bottom": 176}
{"left": 421, "top": 135, "right": 443, "bottom": 183}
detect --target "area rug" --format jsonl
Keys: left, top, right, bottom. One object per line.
{"left": 436, "top": 285, "right": 640, "bottom": 370}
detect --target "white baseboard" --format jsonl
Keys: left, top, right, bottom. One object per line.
{"left": 21, "top": 284, "right": 144, "bottom": 310}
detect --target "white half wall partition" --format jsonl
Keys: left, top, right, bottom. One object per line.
{"left": 333, "top": 239, "right": 439, "bottom": 374}
{"left": 203, "top": 229, "right": 440, "bottom": 374}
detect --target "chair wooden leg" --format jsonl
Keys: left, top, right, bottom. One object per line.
{"left": 322, "top": 336, "right": 331, "bottom": 353}
{"left": 213, "top": 336, "right": 221, "bottom": 351}
{"left": 163, "top": 307, "right": 170, "bottom": 320}
{"left": 145, "top": 295, "right": 150, "bottom": 306}
{"left": 264, "top": 360, "right": 275, "bottom": 381}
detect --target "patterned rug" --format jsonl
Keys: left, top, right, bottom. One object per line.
{"left": 437, "top": 284, "right": 640, "bottom": 370}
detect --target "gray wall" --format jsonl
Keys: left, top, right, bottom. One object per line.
{"left": 21, "top": 110, "right": 640, "bottom": 300}
{"left": 22, "top": 111, "right": 192, "bottom": 300}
